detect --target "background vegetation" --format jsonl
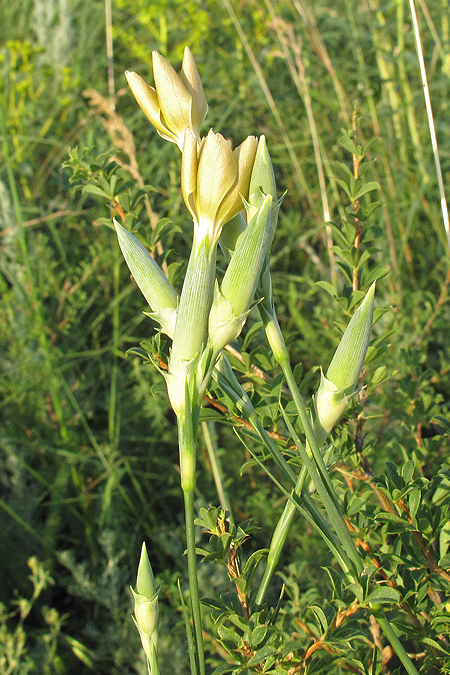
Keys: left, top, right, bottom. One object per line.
{"left": 0, "top": 0, "right": 449, "bottom": 673}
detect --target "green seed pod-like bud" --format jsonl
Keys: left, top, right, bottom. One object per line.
{"left": 131, "top": 543, "right": 160, "bottom": 674}
{"left": 219, "top": 135, "right": 278, "bottom": 260}
{"left": 315, "top": 283, "right": 375, "bottom": 438}
{"left": 248, "top": 135, "right": 276, "bottom": 212}
{"left": 208, "top": 194, "right": 273, "bottom": 353}
{"left": 221, "top": 194, "right": 273, "bottom": 317}
{"left": 115, "top": 220, "right": 178, "bottom": 337}
{"left": 326, "top": 283, "right": 375, "bottom": 390}
{"left": 248, "top": 135, "right": 284, "bottom": 271}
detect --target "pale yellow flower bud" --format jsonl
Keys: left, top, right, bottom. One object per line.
{"left": 181, "top": 128, "right": 258, "bottom": 246}
{"left": 125, "top": 46, "right": 208, "bottom": 150}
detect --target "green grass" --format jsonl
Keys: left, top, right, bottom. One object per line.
{"left": 0, "top": 0, "right": 449, "bottom": 673}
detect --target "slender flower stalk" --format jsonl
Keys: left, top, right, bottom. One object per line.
{"left": 256, "top": 286, "right": 376, "bottom": 603}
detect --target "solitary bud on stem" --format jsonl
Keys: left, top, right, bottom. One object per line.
{"left": 131, "top": 543, "right": 160, "bottom": 673}
{"left": 115, "top": 220, "right": 178, "bottom": 337}
{"left": 248, "top": 135, "right": 277, "bottom": 213}
{"left": 208, "top": 194, "right": 273, "bottom": 353}
{"left": 315, "top": 283, "right": 375, "bottom": 439}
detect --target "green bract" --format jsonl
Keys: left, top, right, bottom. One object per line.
{"left": 248, "top": 135, "right": 277, "bottom": 212}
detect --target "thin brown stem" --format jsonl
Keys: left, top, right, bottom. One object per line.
{"left": 352, "top": 107, "right": 361, "bottom": 292}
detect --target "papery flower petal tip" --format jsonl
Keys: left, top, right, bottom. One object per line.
{"left": 181, "top": 129, "right": 258, "bottom": 248}
{"left": 127, "top": 48, "right": 207, "bottom": 150}
{"left": 125, "top": 70, "right": 164, "bottom": 134}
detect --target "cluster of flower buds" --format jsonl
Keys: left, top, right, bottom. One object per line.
{"left": 120, "top": 48, "right": 377, "bottom": 671}
{"left": 126, "top": 47, "right": 207, "bottom": 150}
{"left": 119, "top": 48, "right": 278, "bottom": 419}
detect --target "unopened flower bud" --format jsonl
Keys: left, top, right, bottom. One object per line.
{"left": 208, "top": 194, "right": 273, "bottom": 352}
{"left": 115, "top": 220, "right": 177, "bottom": 336}
{"left": 315, "top": 283, "right": 375, "bottom": 437}
{"left": 247, "top": 136, "right": 283, "bottom": 263}
{"left": 182, "top": 128, "right": 258, "bottom": 248}
{"left": 125, "top": 46, "right": 208, "bottom": 150}
{"left": 131, "top": 543, "right": 160, "bottom": 672}
{"left": 248, "top": 135, "right": 277, "bottom": 212}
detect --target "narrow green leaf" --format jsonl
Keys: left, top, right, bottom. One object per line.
{"left": 339, "top": 136, "right": 359, "bottom": 156}
{"left": 217, "top": 624, "right": 241, "bottom": 646}
{"left": 310, "top": 605, "right": 329, "bottom": 634}
{"left": 402, "top": 460, "right": 415, "bottom": 484}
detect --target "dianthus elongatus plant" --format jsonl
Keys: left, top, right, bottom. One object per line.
{"left": 115, "top": 47, "right": 420, "bottom": 675}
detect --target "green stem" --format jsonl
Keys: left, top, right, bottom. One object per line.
{"left": 241, "top": 432, "right": 356, "bottom": 580}
{"left": 262, "top": 307, "right": 363, "bottom": 574}
{"left": 178, "top": 414, "right": 205, "bottom": 675}
{"left": 109, "top": 237, "right": 121, "bottom": 447}
{"left": 375, "top": 610, "right": 420, "bottom": 675}
{"left": 281, "top": 359, "right": 339, "bottom": 493}
{"left": 255, "top": 465, "right": 307, "bottom": 606}
{"left": 260, "top": 305, "right": 420, "bottom": 673}
{"left": 201, "top": 420, "right": 234, "bottom": 523}
{"left": 282, "top": 402, "right": 362, "bottom": 578}
{"left": 183, "top": 487, "right": 205, "bottom": 675}
{"left": 214, "top": 358, "right": 297, "bottom": 487}
{"left": 148, "top": 643, "right": 160, "bottom": 675}
{"left": 214, "top": 356, "right": 356, "bottom": 587}
{"left": 261, "top": 302, "right": 330, "bottom": 480}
